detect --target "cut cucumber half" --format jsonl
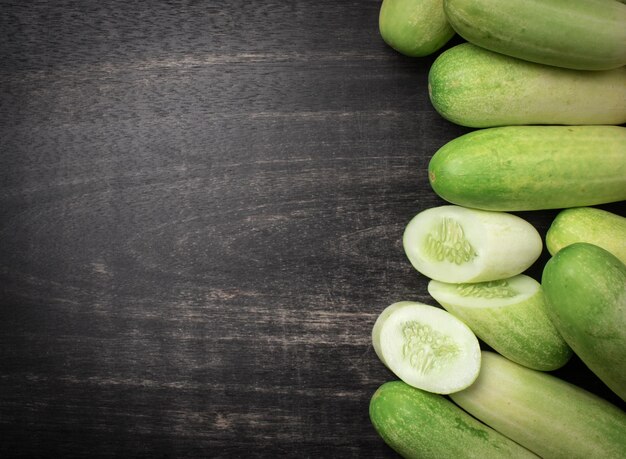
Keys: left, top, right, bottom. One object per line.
{"left": 372, "top": 301, "right": 481, "bottom": 394}
{"left": 403, "top": 205, "right": 542, "bottom": 283}
{"left": 428, "top": 275, "right": 572, "bottom": 371}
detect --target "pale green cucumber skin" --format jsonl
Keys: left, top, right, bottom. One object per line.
{"left": 542, "top": 243, "right": 626, "bottom": 401}
{"left": 379, "top": 0, "right": 454, "bottom": 57}
{"left": 546, "top": 207, "right": 626, "bottom": 265}
{"left": 443, "top": 0, "right": 626, "bottom": 70}
{"left": 428, "top": 126, "right": 626, "bottom": 211}
{"left": 428, "top": 277, "right": 572, "bottom": 371}
{"left": 370, "top": 381, "right": 539, "bottom": 459}
{"left": 450, "top": 351, "right": 626, "bottom": 459}
{"left": 428, "top": 43, "right": 626, "bottom": 127}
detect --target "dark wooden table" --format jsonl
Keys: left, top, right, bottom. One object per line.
{"left": 1, "top": 1, "right": 623, "bottom": 457}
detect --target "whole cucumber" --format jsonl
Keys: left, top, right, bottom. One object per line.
{"left": 379, "top": 0, "right": 454, "bottom": 57}
{"left": 428, "top": 126, "right": 626, "bottom": 211}
{"left": 370, "top": 381, "right": 539, "bottom": 459}
{"left": 542, "top": 243, "right": 626, "bottom": 400}
{"left": 443, "top": 0, "right": 626, "bottom": 70}
{"left": 428, "top": 43, "right": 626, "bottom": 127}
{"left": 546, "top": 207, "right": 626, "bottom": 264}
{"left": 450, "top": 351, "right": 626, "bottom": 459}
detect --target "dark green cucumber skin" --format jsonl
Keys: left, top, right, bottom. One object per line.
{"left": 443, "top": 0, "right": 626, "bottom": 70}
{"left": 369, "top": 381, "right": 538, "bottom": 459}
{"left": 428, "top": 126, "right": 626, "bottom": 211}
{"left": 542, "top": 243, "right": 626, "bottom": 401}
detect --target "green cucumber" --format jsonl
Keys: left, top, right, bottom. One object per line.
{"left": 443, "top": 0, "right": 626, "bottom": 70}
{"left": 403, "top": 205, "right": 542, "bottom": 283}
{"left": 546, "top": 207, "right": 626, "bottom": 265}
{"left": 428, "top": 43, "right": 626, "bottom": 127}
{"left": 379, "top": 0, "right": 455, "bottom": 57}
{"left": 428, "top": 126, "right": 626, "bottom": 211}
{"left": 428, "top": 275, "right": 571, "bottom": 371}
{"left": 372, "top": 301, "right": 480, "bottom": 394}
{"left": 369, "top": 381, "right": 539, "bottom": 459}
{"left": 450, "top": 351, "right": 626, "bottom": 459}
{"left": 542, "top": 243, "right": 626, "bottom": 400}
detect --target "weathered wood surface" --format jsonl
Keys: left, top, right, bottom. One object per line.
{"left": 1, "top": 1, "right": 623, "bottom": 457}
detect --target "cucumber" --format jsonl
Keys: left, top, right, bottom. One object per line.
{"left": 428, "top": 43, "right": 626, "bottom": 127}
{"left": 546, "top": 207, "right": 626, "bottom": 265}
{"left": 542, "top": 243, "right": 626, "bottom": 400}
{"left": 450, "top": 351, "right": 626, "bottom": 459}
{"left": 379, "top": 0, "right": 454, "bottom": 57}
{"left": 428, "top": 275, "right": 571, "bottom": 371}
{"left": 443, "top": 0, "right": 626, "bottom": 70}
{"left": 372, "top": 301, "right": 480, "bottom": 394}
{"left": 403, "top": 205, "right": 542, "bottom": 283}
{"left": 428, "top": 126, "right": 626, "bottom": 211}
{"left": 369, "top": 381, "right": 539, "bottom": 459}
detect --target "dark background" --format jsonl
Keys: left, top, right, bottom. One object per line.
{"left": 1, "top": 1, "right": 624, "bottom": 457}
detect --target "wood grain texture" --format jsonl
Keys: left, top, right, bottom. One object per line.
{"left": 1, "top": 1, "right": 624, "bottom": 457}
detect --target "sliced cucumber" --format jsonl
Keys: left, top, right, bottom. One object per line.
{"left": 428, "top": 275, "right": 571, "bottom": 370}
{"left": 372, "top": 301, "right": 480, "bottom": 394}
{"left": 403, "top": 205, "right": 542, "bottom": 283}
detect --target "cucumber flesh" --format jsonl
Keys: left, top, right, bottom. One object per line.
{"left": 403, "top": 205, "right": 542, "bottom": 283}
{"left": 370, "top": 381, "right": 539, "bottom": 459}
{"left": 450, "top": 351, "right": 626, "bottom": 459}
{"left": 428, "top": 275, "right": 572, "bottom": 370}
{"left": 372, "top": 301, "right": 480, "bottom": 394}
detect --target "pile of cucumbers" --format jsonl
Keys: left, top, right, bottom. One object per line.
{"left": 370, "top": 0, "right": 626, "bottom": 457}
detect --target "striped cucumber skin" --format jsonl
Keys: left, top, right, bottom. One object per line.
{"left": 370, "top": 381, "right": 539, "bottom": 459}
{"left": 443, "top": 0, "right": 626, "bottom": 70}
{"left": 428, "top": 126, "right": 626, "bottom": 211}
{"left": 379, "top": 0, "right": 454, "bottom": 57}
{"left": 428, "top": 276, "right": 572, "bottom": 371}
{"left": 450, "top": 352, "right": 626, "bottom": 459}
{"left": 546, "top": 207, "right": 626, "bottom": 265}
{"left": 542, "top": 243, "right": 626, "bottom": 400}
{"left": 428, "top": 43, "right": 626, "bottom": 127}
